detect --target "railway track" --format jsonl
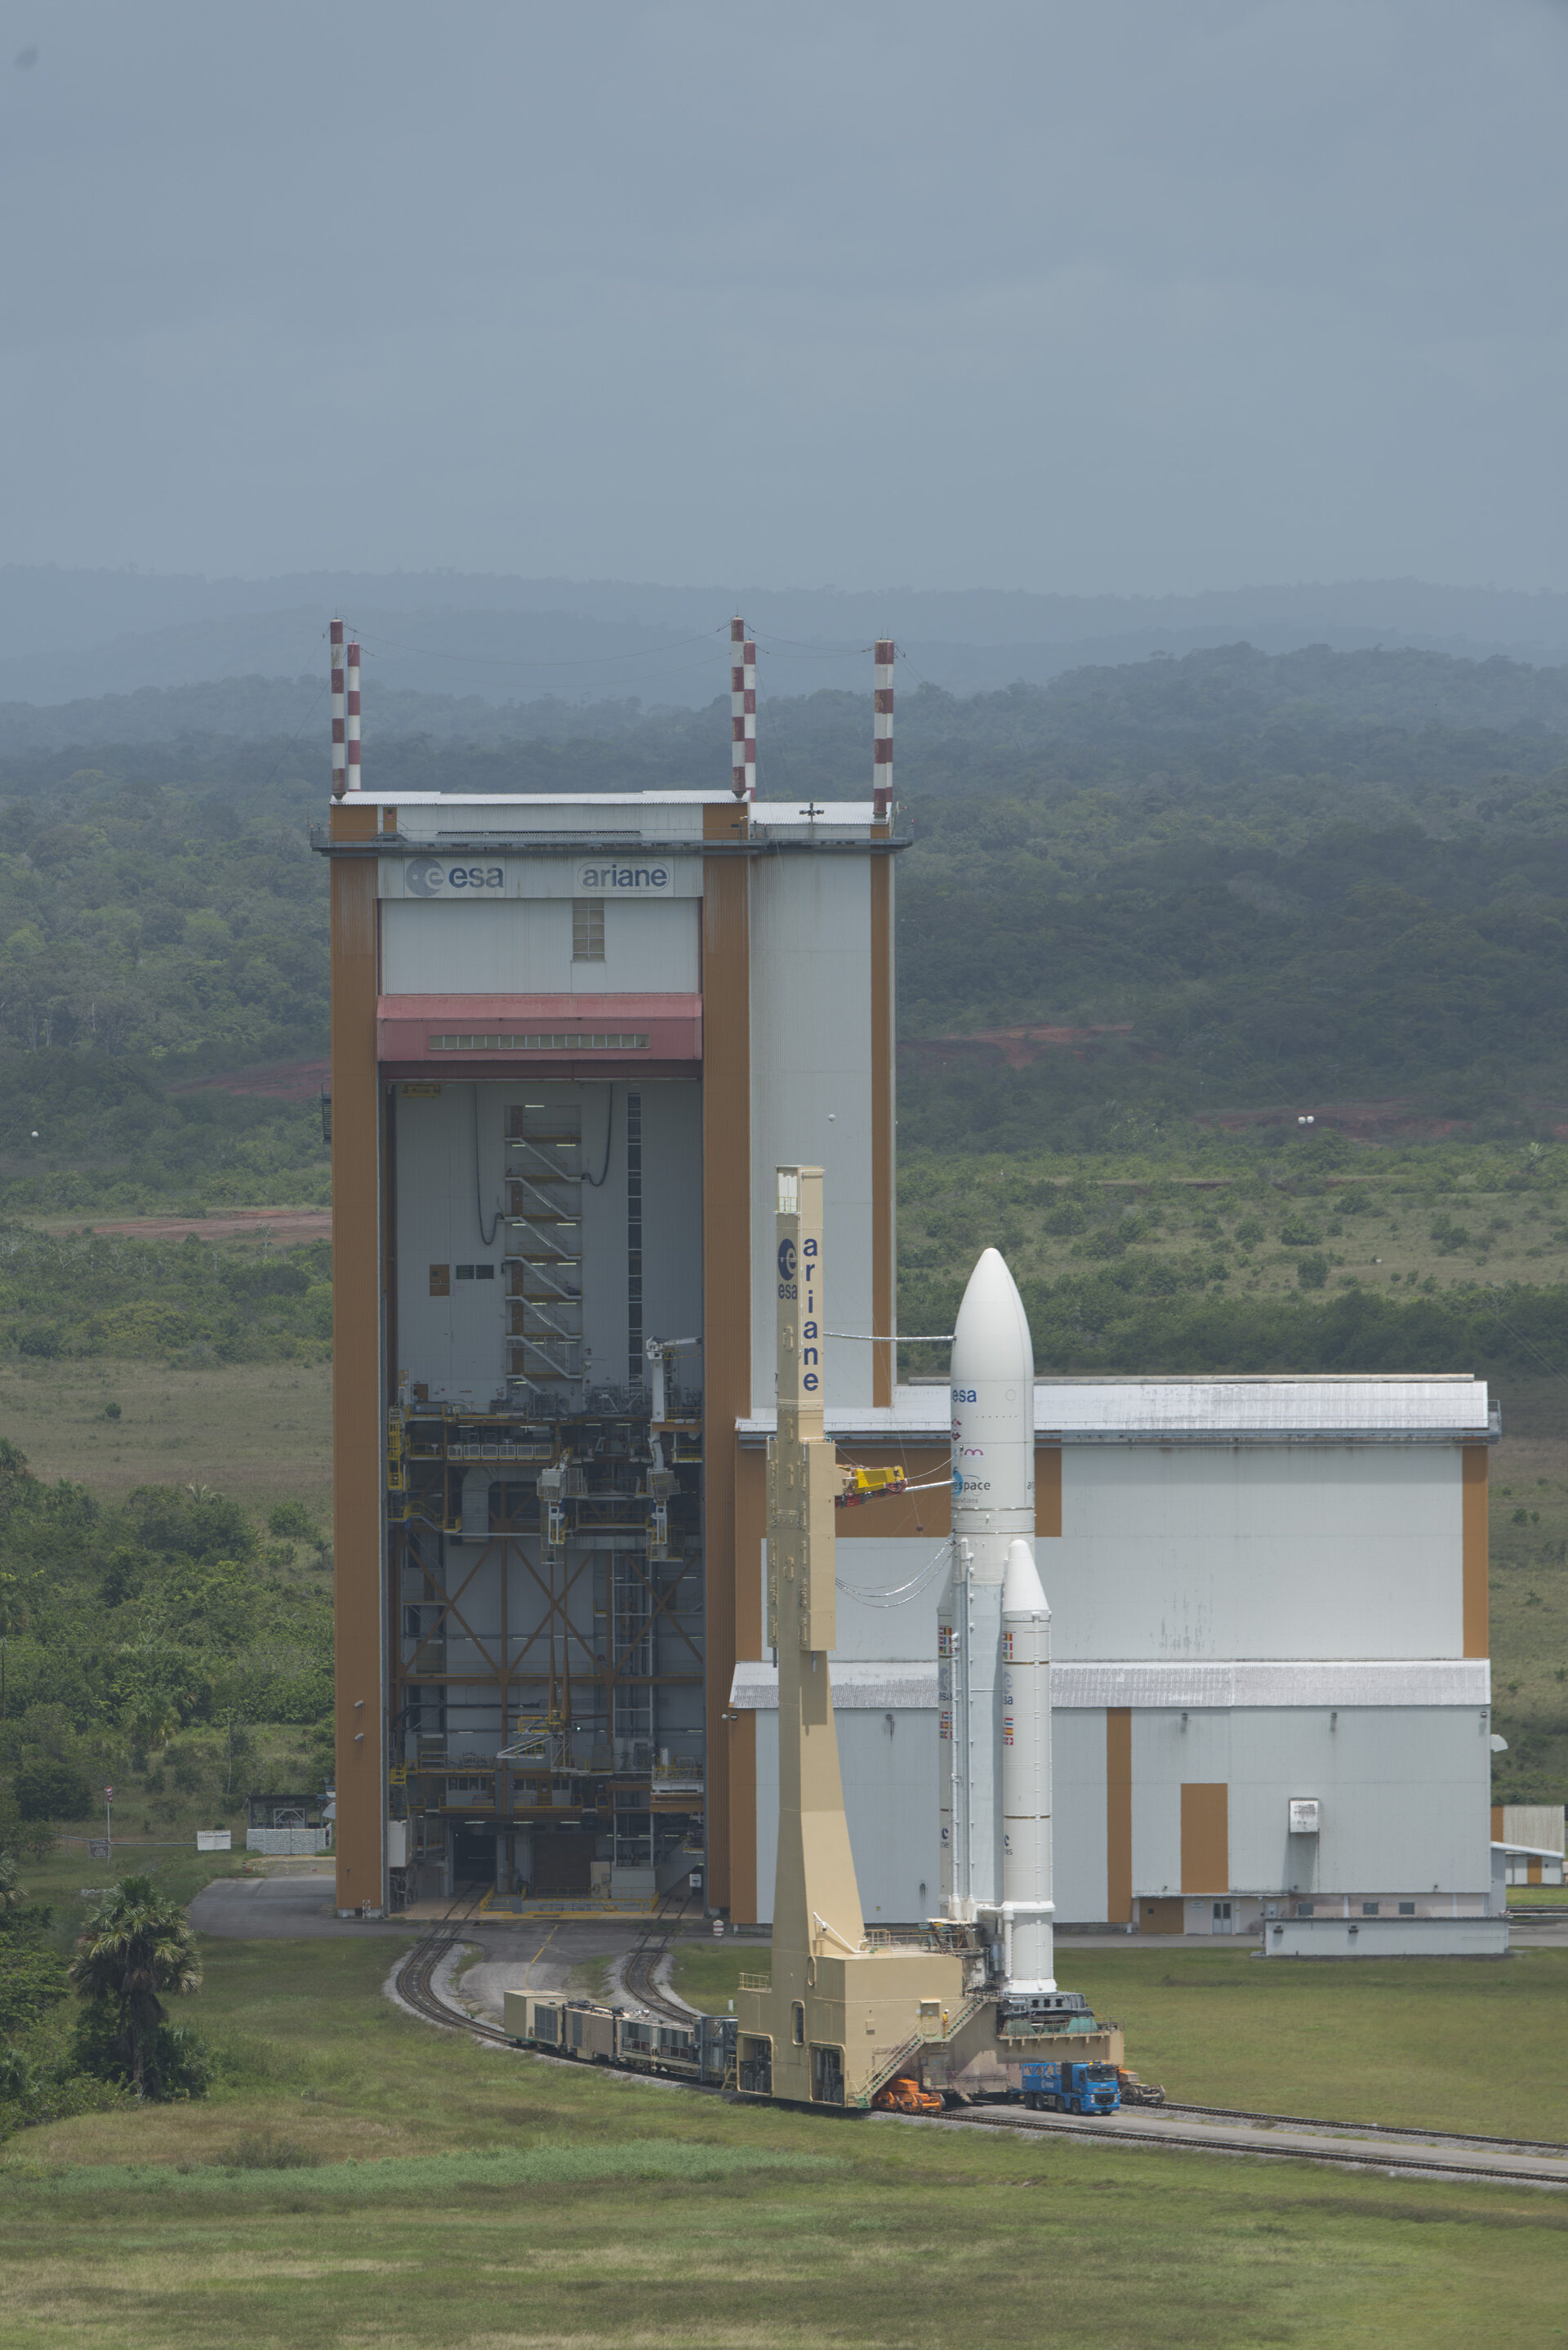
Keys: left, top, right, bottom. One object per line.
{"left": 616, "top": 1887, "right": 701, "bottom": 2025}
{"left": 949, "top": 2100, "right": 1568, "bottom": 2187}
{"left": 392, "top": 1917, "right": 1566, "bottom": 2187}
{"left": 1155, "top": 2099, "right": 1568, "bottom": 2159}
{"left": 394, "top": 1887, "right": 513, "bottom": 2045}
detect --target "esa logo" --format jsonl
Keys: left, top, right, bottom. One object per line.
{"left": 951, "top": 1386, "right": 978, "bottom": 1403}
{"left": 777, "top": 1238, "right": 797, "bottom": 1283}
{"left": 405, "top": 860, "right": 505, "bottom": 898}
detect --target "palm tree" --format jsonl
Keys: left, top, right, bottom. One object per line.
{"left": 69, "top": 1875, "right": 202, "bottom": 2098}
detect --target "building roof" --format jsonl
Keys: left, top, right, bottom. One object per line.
{"left": 737, "top": 1376, "right": 1494, "bottom": 1447}
{"left": 730, "top": 1659, "right": 1490, "bottom": 1710}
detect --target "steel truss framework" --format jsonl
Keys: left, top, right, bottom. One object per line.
{"left": 385, "top": 1413, "right": 705, "bottom": 1879}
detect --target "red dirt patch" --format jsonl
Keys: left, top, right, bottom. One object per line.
{"left": 38, "top": 1209, "right": 331, "bottom": 1248}
{"left": 900, "top": 1023, "right": 1136, "bottom": 1072}
{"left": 169, "top": 1059, "right": 330, "bottom": 1101}
{"left": 1197, "top": 1099, "right": 1475, "bottom": 1144}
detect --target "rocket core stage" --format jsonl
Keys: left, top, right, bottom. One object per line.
{"left": 940, "top": 1247, "right": 1056, "bottom": 1995}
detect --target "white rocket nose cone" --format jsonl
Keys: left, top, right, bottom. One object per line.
{"left": 951, "top": 1247, "right": 1034, "bottom": 1394}
{"left": 1002, "top": 1536, "right": 1050, "bottom": 1619}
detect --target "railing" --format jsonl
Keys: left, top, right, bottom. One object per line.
{"left": 737, "top": 1972, "right": 772, "bottom": 1992}
{"left": 862, "top": 1991, "right": 990, "bottom": 2104}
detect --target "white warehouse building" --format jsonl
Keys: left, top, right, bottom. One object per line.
{"left": 728, "top": 1373, "right": 1502, "bottom": 1944}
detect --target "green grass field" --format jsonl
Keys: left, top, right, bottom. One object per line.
{"left": 2, "top": 1933, "right": 1565, "bottom": 2349}
{"left": 0, "top": 1357, "right": 332, "bottom": 1521}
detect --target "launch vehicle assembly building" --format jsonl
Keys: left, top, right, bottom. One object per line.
{"left": 320, "top": 635, "right": 1502, "bottom": 1951}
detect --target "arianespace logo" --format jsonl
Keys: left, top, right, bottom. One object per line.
{"left": 405, "top": 860, "right": 505, "bottom": 898}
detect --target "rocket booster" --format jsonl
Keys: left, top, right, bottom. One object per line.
{"left": 1001, "top": 1536, "right": 1054, "bottom": 1993}
{"left": 938, "top": 1249, "right": 1054, "bottom": 1991}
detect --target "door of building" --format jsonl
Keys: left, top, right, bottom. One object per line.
{"left": 1212, "top": 1901, "right": 1234, "bottom": 1934}
{"left": 531, "top": 1831, "right": 595, "bottom": 1897}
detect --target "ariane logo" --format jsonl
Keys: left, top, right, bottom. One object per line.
{"left": 576, "top": 862, "right": 671, "bottom": 892}
{"left": 406, "top": 860, "right": 505, "bottom": 897}
{"left": 777, "top": 1237, "right": 797, "bottom": 1283}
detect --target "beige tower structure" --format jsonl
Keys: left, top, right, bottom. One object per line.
{"left": 735, "top": 1169, "right": 1121, "bottom": 2108}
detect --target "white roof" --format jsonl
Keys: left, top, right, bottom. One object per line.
{"left": 730, "top": 1658, "right": 1490, "bottom": 1710}
{"left": 737, "top": 1376, "right": 1492, "bottom": 1446}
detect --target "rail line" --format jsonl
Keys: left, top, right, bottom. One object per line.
{"left": 1155, "top": 2099, "right": 1568, "bottom": 2159}
{"left": 617, "top": 1887, "right": 702, "bottom": 2025}
{"left": 392, "top": 1920, "right": 1566, "bottom": 2187}
{"left": 948, "top": 2102, "right": 1568, "bottom": 2187}
{"left": 394, "top": 1888, "right": 513, "bottom": 2045}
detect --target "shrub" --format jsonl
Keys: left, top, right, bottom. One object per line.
{"left": 14, "top": 1758, "right": 93, "bottom": 1822}
{"left": 16, "top": 1325, "right": 61, "bottom": 1358}
{"left": 267, "top": 1500, "right": 318, "bottom": 1542}
{"left": 72, "top": 2005, "right": 213, "bottom": 2101}
{"left": 220, "top": 2130, "right": 321, "bottom": 2170}
{"left": 1296, "top": 1253, "right": 1330, "bottom": 1291}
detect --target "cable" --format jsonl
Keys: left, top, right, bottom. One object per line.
{"left": 474, "top": 1085, "right": 501, "bottom": 1247}
{"left": 826, "top": 1331, "right": 954, "bottom": 1343}
{"left": 348, "top": 623, "right": 728, "bottom": 679}
{"left": 582, "top": 1086, "right": 614, "bottom": 1188}
{"left": 835, "top": 1537, "right": 954, "bottom": 1609}
{"left": 746, "top": 630, "right": 876, "bottom": 658}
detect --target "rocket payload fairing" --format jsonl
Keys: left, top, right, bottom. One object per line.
{"left": 938, "top": 1248, "right": 1055, "bottom": 1995}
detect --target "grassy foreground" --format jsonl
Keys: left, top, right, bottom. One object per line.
{"left": 0, "top": 1937, "right": 1564, "bottom": 2348}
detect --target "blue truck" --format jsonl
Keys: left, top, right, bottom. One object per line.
{"left": 1019, "top": 2060, "right": 1120, "bottom": 2116}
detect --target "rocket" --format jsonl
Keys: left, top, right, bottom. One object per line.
{"left": 938, "top": 1248, "right": 1055, "bottom": 1995}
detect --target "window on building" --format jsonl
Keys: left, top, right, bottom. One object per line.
{"left": 1398, "top": 1901, "right": 1415, "bottom": 1916}
{"left": 572, "top": 900, "right": 605, "bottom": 961}
{"left": 1361, "top": 1902, "right": 1379, "bottom": 1916}
{"left": 1294, "top": 1902, "right": 1314, "bottom": 1917}
{"left": 792, "top": 2000, "right": 805, "bottom": 2046}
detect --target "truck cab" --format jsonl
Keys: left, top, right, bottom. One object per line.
{"left": 1020, "top": 2060, "right": 1120, "bottom": 2116}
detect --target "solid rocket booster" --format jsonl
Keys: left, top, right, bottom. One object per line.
{"left": 1001, "top": 1536, "right": 1054, "bottom": 1993}
{"left": 938, "top": 1247, "right": 1054, "bottom": 1991}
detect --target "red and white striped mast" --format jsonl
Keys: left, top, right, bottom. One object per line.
{"left": 873, "top": 637, "right": 894, "bottom": 820}
{"left": 345, "top": 636, "right": 362, "bottom": 791}
{"left": 730, "top": 616, "right": 756, "bottom": 800}
{"left": 330, "top": 619, "right": 346, "bottom": 796}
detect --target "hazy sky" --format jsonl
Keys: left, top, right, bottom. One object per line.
{"left": 5, "top": 1, "right": 1568, "bottom": 593}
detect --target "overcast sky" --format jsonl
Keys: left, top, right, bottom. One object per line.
{"left": 4, "top": 0, "right": 1568, "bottom": 594}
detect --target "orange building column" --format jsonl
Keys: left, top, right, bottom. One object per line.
{"left": 330, "top": 813, "right": 384, "bottom": 1913}
{"left": 702, "top": 830, "right": 751, "bottom": 1916}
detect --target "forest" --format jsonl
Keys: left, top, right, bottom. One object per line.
{"left": 0, "top": 644, "right": 1566, "bottom": 1137}
{"left": 0, "top": 639, "right": 1566, "bottom": 1823}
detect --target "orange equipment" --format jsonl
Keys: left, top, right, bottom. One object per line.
{"left": 871, "top": 2076, "right": 943, "bottom": 2115}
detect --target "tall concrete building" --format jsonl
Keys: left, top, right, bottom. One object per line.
{"left": 318, "top": 784, "right": 897, "bottom": 1915}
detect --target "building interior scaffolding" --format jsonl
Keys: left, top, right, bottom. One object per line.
{"left": 382, "top": 1077, "right": 706, "bottom": 1908}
